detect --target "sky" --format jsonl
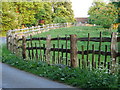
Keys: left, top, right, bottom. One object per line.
{"left": 71, "top": 0, "right": 110, "bottom": 18}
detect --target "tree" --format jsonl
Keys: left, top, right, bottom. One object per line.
{"left": 43, "top": 2, "right": 52, "bottom": 24}
{"left": 110, "top": 0, "right": 120, "bottom": 32}
{"left": 1, "top": 1, "right": 75, "bottom": 31}
{"left": 2, "top": 2, "right": 22, "bottom": 31}
{"left": 52, "top": 1, "right": 75, "bottom": 23}
{"left": 33, "top": 2, "right": 44, "bottom": 25}
{"left": 14, "top": 2, "right": 36, "bottom": 27}
{"left": 88, "top": 2, "right": 118, "bottom": 28}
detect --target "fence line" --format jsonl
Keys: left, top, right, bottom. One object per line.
{"left": 7, "top": 23, "right": 73, "bottom": 39}
{"left": 17, "top": 37, "right": 120, "bottom": 42}
{"left": 6, "top": 31, "right": 120, "bottom": 73}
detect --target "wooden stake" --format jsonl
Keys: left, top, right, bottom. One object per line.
{"left": 53, "top": 44, "right": 55, "bottom": 64}
{"left": 82, "top": 45, "right": 86, "bottom": 69}
{"left": 70, "top": 34, "right": 78, "bottom": 68}
{"left": 98, "top": 32, "right": 102, "bottom": 67}
{"left": 45, "top": 35, "right": 51, "bottom": 64}
{"left": 65, "top": 34, "right": 68, "bottom": 65}
{"left": 30, "top": 35, "right": 34, "bottom": 59}
{"left": 104, "top": 45, "right": 108, "bottom": 68}
{"left": 86, "top": 33, "right": 90, "bottom": 66}
{"left": 39, "top": 37, "right": 42, "bottom": 60}
{"left": 111, "top": 32, "right": 118, "bottom": 73}
{"left": 28, "top": 43, "right": 31, "bottom": 59}
{"left": 57, "top": 35, "right": 60, "bottom": 64}
{"left": 22, "top": 36, "right": 26, "bottom": 59}
{"left": 35, "top": 43, "right": 38, "bottom": 61}
{"left": 92, "top": 44, "right": 95, "bottom": 69}
{"left": 43, "top": 44, "right": 46, "bottom": 62}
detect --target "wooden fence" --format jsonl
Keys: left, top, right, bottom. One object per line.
{"left": 6, "top": 31, "right": 120, "bottom": 73}
{"left": 7, "top": 23, "right": 73, "bottom": 39}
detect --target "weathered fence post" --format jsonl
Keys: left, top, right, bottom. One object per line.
{"left": 45, "top": 35, "right": 51, "bottom": 64}
{"left": 111, "top": 32, "right": 118, "bottom": 73}
{"left": 98, "top": 32, "right": 102, "bottom": 68}
{"left": 13, "top": 34, "right": 15, "bottom": 54}
{"left": 70, "top": 34, "right": 78, "bottom": 68}
{"left": 14, "top": 34, "right": 18, "bottom": 55}
{"left": 10, "top": 34, "right": 13, "bottom": 53}
{"left": 8, "top": 31, "right": 12, "bottom": 51}
{"left": 22, "top": 36, "right": 26, "bottom": 59}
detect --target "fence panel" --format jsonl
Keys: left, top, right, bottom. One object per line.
{"left": 6, "top": 27, "right": 120, "bottom": 73}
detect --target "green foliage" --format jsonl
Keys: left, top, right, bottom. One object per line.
{"left": 53, "top": 17, "right": 67, "bottom": 23}
{"left": 2, "top": 45, "right": 119, "bottom": 88}
{"left": 14, "top": 2, "right": 36, "bottom": 25}
{"left": 34, "top": 2, "right": 52, "bottom": 25}
{"left": 43, "top": 2, "right": 52, "bottom": 24}
{"left": 52, "top": 1, "right": 75, "bottom": 23}
{"left": 88, "top": 2, "right": 118, "bottom": 28}
{"left": 2, "top": 2, "right": 22, "bottom": 31}
{"left": 2, "top": 1, "right": 74, "bottom": 31}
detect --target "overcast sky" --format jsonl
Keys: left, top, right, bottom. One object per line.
{"left": 71, "top": 0, "right": 109, "bottom": 17}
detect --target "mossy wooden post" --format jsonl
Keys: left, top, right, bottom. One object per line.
{"left": 22, "top": 36, "right": 26, "bottom": 59}
{"left": 45, "top": 35, "right": 51, "bottom": 64}
{"left": 111, "top": 32, "right": 118, "bottom": 73}
{"left": 70, "top": 34, "right": 78, "bottom": 68}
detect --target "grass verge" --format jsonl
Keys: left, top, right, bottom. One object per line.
{"left": 2, "top": 45, "right": 119, "bottom": 88}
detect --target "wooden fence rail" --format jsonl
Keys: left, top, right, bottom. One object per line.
{"left": 6, "top": 31, "right": 120, "bottom": 73}
{"left": 7, "top": 23, "right": 74, "bottom": 40}
{"left": 17, "top": 37, "right": 120, "bottom": 42}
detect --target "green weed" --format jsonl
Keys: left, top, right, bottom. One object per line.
{"left": 2, "top": 45, "right": 119, "bottom": 88}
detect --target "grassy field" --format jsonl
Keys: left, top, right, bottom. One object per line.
{"left": 33, "top": 26, "right": 116, "bottom": 37}
{"left": 17, "top": 26, "right": 118, "bottom": 68}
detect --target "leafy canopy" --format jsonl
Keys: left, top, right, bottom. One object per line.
{"left": 2, "top": 1, "right": 75, "bottom": 31}
{"left": 88, "top": 2, "right": 118, "bottom": 28}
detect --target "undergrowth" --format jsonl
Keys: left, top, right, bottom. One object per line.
{"left": 2, "top": 45, "right": 119, "bottom": 88}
